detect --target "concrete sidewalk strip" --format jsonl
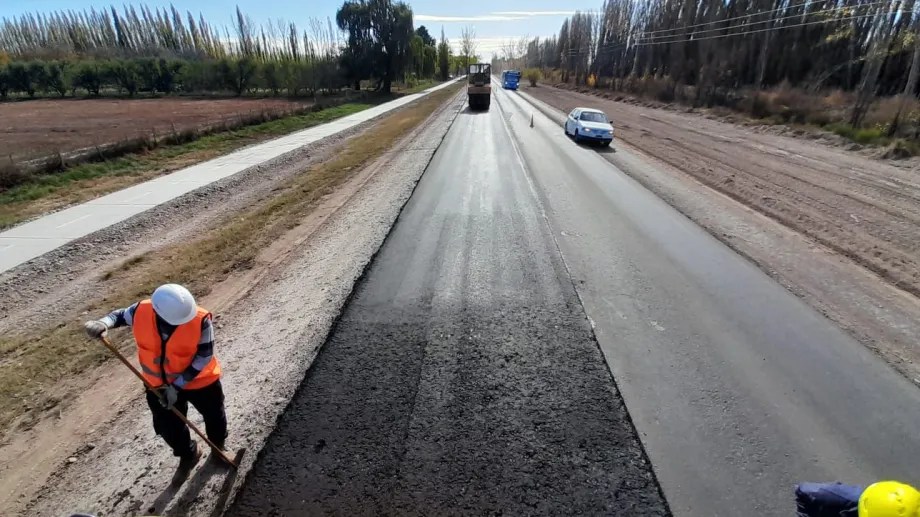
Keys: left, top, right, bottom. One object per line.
{"left": 0, "top": 80, "right": 459, "bottom": 273}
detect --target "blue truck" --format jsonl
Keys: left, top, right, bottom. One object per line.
{"left": 501, "top": 70, "right": 521, "bottom": 90}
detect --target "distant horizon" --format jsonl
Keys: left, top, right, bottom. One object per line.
{"left": 1, "top": 0, "right": 600, "bottom": 57}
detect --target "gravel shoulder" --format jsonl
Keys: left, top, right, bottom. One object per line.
{"left": 0, "top": 90, "right": 464, "bottom": 516}
{"left": 522, "top": 85, "right": 920, "bottom": 384}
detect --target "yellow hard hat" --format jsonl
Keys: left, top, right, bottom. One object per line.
{"left": 859, "top": 481, "right": 920, "bottom": 517}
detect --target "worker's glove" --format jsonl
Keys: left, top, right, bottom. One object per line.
{"left": 159, "top": 384, "right": 179, "bottom": 410}
{"left": 83, "top": 320, "right": 108, "bottom": 339}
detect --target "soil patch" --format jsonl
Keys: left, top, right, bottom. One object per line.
{"left": 0, "top": 97, "right": 315, "bottom": 161}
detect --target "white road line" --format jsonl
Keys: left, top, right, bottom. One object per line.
{"left": 55, "top": 214, "right": 92, "bottom": 229}
{"left": 120, "top": 191, "right": 153, "bottom": 203}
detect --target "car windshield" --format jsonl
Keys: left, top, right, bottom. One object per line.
{"left": 580, "top": 112, "right": 607, "bottom": 123}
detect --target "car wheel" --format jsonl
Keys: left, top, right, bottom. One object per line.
{"left": 574, "top": 129, "right": 580, "bottom": 143}
{"left": 603, "top": 141, "right": 611, "bottom": 147}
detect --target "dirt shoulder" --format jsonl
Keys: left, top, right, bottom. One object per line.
{"left": 522, "top": 84, "right": 920, "bottom": 384}
{"left": 545, "top": 82, "right": 920, "bottom": 165}
{"left": 0, "top": 86, "right": 463, "bottom": 516}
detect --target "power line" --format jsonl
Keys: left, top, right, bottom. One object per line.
{"left": 559, "top": 7, "right": 903, "bottom": 55}
{"left": 634, "top": 10, "right": 903, "bottom": 45}
{"left": 638, "top": 0, "right": 891, "bottom": 41}
{"left": 635, "top": 0, "right": 875, "bottom": 36}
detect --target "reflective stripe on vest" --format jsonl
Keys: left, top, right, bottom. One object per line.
{"left": 132, "top": 300, "right": 221, "bottom": 390}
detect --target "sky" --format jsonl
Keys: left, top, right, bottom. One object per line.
{"left": 1, "top": 0, "right": 601, "bottom": 57}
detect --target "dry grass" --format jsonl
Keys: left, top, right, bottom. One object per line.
{"left": 0, "top": 149, "right": 217, "bottom": 229}
{"left": 0, "top": 83, "right": 461, "bottom": 432}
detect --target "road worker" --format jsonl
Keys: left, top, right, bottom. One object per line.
{"left": 84, "top": 283, "right": 226, "bottom": 473}
{"left": 796, "top": 480, "right": 920, "bottom": 517}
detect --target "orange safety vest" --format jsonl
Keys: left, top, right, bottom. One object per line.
{"left": 133, "top": 299, "right": 221, "bottom": 390}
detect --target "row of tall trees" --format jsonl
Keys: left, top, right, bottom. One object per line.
{"left": 0, "top": 1, "right": 447, "bottom": 99}
{"left": 0, "top": 57, "right": 343, "bottom": 99}
{"left": 493, "top": 0, "right": 920, "bottom": 125}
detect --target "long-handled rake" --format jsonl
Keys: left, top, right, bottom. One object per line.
{"left": 98, "top": 335, "right": 238, "bottom": 468}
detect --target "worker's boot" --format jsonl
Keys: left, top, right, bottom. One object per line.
{"left": 175, "top": 441, "right": 202, "bottom": 475}
{"left": 206, "top": 439, "right": 229, "bottom": 466}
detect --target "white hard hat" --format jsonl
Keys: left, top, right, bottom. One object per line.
{"left": 151, "top": 284, "right": 197, "bottom": 325}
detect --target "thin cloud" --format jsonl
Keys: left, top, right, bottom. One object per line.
{"left": 416, "top": 11, "right": 574, "bottom": 23}
{"left": 491, "top": 11, "right": 576, "bottom": 16}
{"left": 449, "top": 37, "right": 524, "bottom": 54}
{"left": 415, "top": 14, "right": 527, "bottom": 22}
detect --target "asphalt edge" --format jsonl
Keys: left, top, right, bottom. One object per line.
{"left": 495, "top": 88, "right": 674, "bottom": 516}
{"left": 219, "top": 88, "right": 467, "bottom": 515}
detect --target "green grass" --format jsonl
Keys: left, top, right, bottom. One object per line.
{"left": 820, "top": 122, "right": 920, "bottom": 157}
{"left": 824, "top": 122, "right": 888, "bottom": 145}
{"left": 0, "top": 101, "right": 372, "bottom": 229}
{"left": 396, "top": 79, "right": 442, "bottom": 94}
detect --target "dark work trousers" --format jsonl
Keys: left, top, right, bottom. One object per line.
{"left": 145, "top": 379, "right": 228, "bottom": 458}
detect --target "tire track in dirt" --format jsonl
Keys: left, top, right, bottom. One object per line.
{"left": 641, "top": 113, "right": 920, "bottom": 224}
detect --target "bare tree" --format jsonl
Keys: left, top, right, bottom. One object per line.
{"left": 890, "top": 24, "right": 920, "bottom": 134}
{"left": 459, "top": 25, "right": 478, "bottom": 72}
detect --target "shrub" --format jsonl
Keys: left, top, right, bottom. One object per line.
{"left": 45, "top": 61, "right": 69, "bottom": 97}
{"left": 6, "top": 62, "right": 31, "bottom": 97}
{"left": 805, "top": 110, "right": 833, "bottom": 127}
{"left": 72, "top": 61, "right": 105, "bottom": 96}
{"left": 825, "top": 122, "right": 857, "bottom": 140}
{"left": 767, "top": 85, "right": 812, "bottom": 124}
{"left": 110, "top": 60, "right": 140, "bottom": 96}
{"left": 217, "top": 58, "right": 257, "bottom": 96}
{"left": 0, "top": 66, "right": 9, "bottom": 99}
{"left": 154, "top": 59, "right": 183, "bottom": 93}
{"left": 823, "top": 89, "right": 852, "bottom": 110}
{"left": 26, "top": 62, "right": 48, "bottom": 97}
{"left": 403, "top": 72, "right": 418, "bottom": 90}
{"left": 656, "top": 77, "right": 677, "bottom": 103}
{"left": 824, "top": 123, "right": 889, "bottom": 145}
{"left": 136, "top": 58, "right": 159, "bottom": 92}
{"left": 525, "top": 68, "right": 541, "bottom": 87}
{"left": 853, "top": 127, "right": 885, "bottom": 145}
{"left": 0, "top": 160, "right": 29, "bottom": 190}
{"left": 750, "top": 92, "right": 770, "bottom": 118}
{"left": 882, "top": 138, "right": 919, "bottom": 159}
{"left": 261, "top": 61, "right": 283, "bottom": 95}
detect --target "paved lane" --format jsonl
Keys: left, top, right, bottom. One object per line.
{"left": 231, "top": 95, "right": 668, "bottom": 515}
{"left": 0, "top": 80, "right": 459, "bottom": 273}
{"left": 496, "top": 86, "right": 920, "bottom": 515}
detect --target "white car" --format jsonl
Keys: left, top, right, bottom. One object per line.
{"left": 564, "top": 107, "right": 614, "bottom": 147}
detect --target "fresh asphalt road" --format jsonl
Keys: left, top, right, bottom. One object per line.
{"left": 231, "top": 94, "right": 668, "bottom": 515}
{"left": 494, "top": 87, "right": 920, "bottom": 515}
{"left": 234, "top": 85, "right": 920, "bottom": 516}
